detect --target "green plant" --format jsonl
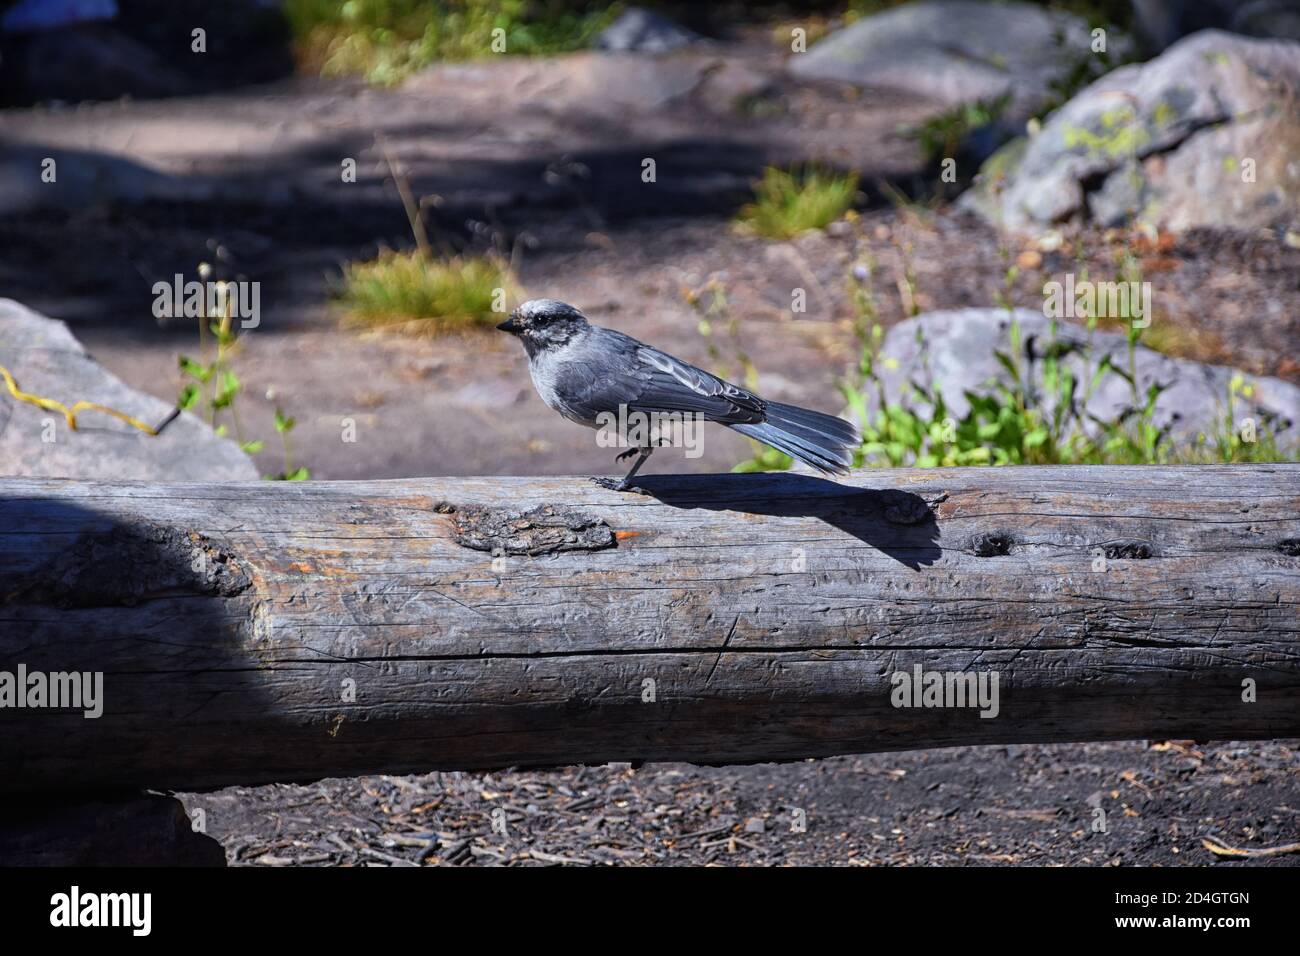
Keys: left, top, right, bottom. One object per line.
{"left": 734, "top": 165, "right": 859, "bottom": 240}
{"left": 177, "top": 280, "right": 256, "bottom": 455}
{"left": 266, "top": 407, "right": 309, "bottom": 481}
{"left": 903, "top": 94, "right": 1011, "bottom": 168}
{"left": 338, "top": 250, "right": 513, "bottom": 333}
{"left": 338, "top": 136, "right": 518, "bottom": 333}
{"left": 176, "top": 272, "right": 309, "bottom": 480}
{"left": 284, "top": 0, "right": 619, "bottom": 85}
{"left": 732, "top": 259, "right": 1296, "bottom": 473}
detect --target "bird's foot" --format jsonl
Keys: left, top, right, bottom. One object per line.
{"left": 589, "top": 476, "right": 648, "bottom": 495}
{"left": 614, "top": 448, "right": 640, "bottom": 463}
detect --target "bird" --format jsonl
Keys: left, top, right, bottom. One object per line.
{"left": 497, "top": 299, "right": 860, "bottom": 490}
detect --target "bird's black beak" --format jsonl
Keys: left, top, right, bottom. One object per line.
{"left": 496, "top": 315, "right": 520, "bottom": 334}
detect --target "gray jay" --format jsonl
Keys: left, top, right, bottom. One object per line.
{"left": 498, "top": 299, "right": 860, "bottom": 489}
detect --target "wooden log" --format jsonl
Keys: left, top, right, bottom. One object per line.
{"left": 1, "top": 466, "right": 1297, "bottom": 795}
{"left": 0, "top": 793, "right": 225, "bottom": 866}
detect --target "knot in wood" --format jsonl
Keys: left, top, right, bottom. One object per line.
{"left": 970, "top": 530, "right": 1014, "bottom": 557}
{"left": 9, "top": 523, "right": 252, "bottom": 608}
{"left": 451, "top": 504, "right": 616, "bottom": 556}
{"left": 1101, "top": 539, "right": 1155, "bottom": 560}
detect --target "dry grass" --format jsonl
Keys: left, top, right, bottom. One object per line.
{"left": 339, "top": 251, "right": 515, "bottom": 335}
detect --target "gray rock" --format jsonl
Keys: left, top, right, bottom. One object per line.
{"left": 874, "top": 308, "right": 1300, "bottom": 445}
{"left": 1132, "top": 0, "right": 1300, "bottom": 52}
{"left": 965, "top": 30, "right": 1300, "bottom": 234}
{"left": 7, "top": 24, "right": 188, "bottom": 102}
{"left": 1234, "top": 1, "right": 1300, "bottom": 41}
{"left": 0, "top": 145, "right": 192, "bottom": 215}
{"left": 788, "top": 0, "right": 1119, "bottom": 119}
{"left": 594, "top": 7, "right": 705, "bottom": 53}
{"left": 2, "top": 0, "right": 118, "bottom": 34}
{"left": 0, "top": 299, "right": 258, "bottom": 480}
{"left": 0, "top": 144, "right": 292, "bottom": 215}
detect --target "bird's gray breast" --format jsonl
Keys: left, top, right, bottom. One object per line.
{"left": 527, "top": 342, "right": 605, "bottom": 428}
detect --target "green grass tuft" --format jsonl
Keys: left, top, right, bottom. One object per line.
{"left": 339, "top": 251, "right": 514, "bottom": 335}
{"left": 284, "top": 0, "right": 619, "bottom": 85}
{"left": 735, "top": 166, "right": 859, "bottom": 240}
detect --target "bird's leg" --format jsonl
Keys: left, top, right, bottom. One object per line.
{"left": 592, "top": 446, "right": 653, "bottom": 492}
{"left": 620, "top": 446, "right": 652, "bottom": 484}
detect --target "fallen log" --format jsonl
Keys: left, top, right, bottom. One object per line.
{"left": 1, "top": 466, "right": 1297, "bottom": 795}
{"left": 0, "top": 794, "right": 224, "bottom": 866}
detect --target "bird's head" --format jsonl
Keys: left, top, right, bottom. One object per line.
{"left": 497, "top": 299, "right": 589, "bottom": 354}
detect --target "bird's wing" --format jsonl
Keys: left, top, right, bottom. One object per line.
{"left": 585, "top": 329, "right": 766, "bottom": 425}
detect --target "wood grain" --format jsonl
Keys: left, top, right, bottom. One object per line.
{"left": 1, "top": 466, "right": 1297, "bottom": 795}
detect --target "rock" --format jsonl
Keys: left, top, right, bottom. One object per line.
{"left": 788, "top": 1, "right": 1121, "bottom": 120}
{"left": 1132, "top": 0, "right": 1300, "bottom": 52}
{"left": 874, "top": 308, "right": 1300, "bottom": 445}
{"left": 2, "top": 0, "right": 118, "bottom": 32}
{"left": 0, "top": 144, "right": 293, "bottom": 215}
{"left": 744, "top": 816, "right": 766, "bottom": 834}
{"left": 594, "top": 7, "right": 706, "bottom": 53}
{"left": 1234, "top": 1, "right": 1300, "bottom": 41}
{"left": 2, "top": 24, "right": 188, "bottom": 103}
{"left": 0, "top": 299, "right": 258, "bottom": 480}
{"left": 964, "top": 31, "right": 1300, "bottom": 235}
{"left": 0, "top": 145, "right": 194, "bottom": 215}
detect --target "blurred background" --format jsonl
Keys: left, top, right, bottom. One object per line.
{"left": 1, "top": 0, "right": 1297, "bottom": 865}
{"left": 2, "top": 0, "right": 1298, "bottom": 484}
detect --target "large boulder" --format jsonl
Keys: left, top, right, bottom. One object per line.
{"left": 0, "top": 145, "right": 211, "bottom": 215}
{"left": 0, "top": 299, "right": 257, "bottom": 480}
{"left": 874, "top": 308, "right": 1300, "bottom": 446}
{"left": 788, "top": 0, "right": 1118, "bottom": 120}
{"left": 964, "top": 30, "right": 1300, "bottom": 234}
{"left": 593, "top": 7, "right": 706, "bottom": 53}
{"left": 1132, "top": 0, "right": 1300, "bottom": 52}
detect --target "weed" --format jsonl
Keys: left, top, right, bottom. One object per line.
{"left": 903, "top": 94, "right": 1011, "bottom": 169}
{"left": 339, "top": 250, "right": 512, "bottom": 334}
{"left": 176, "top": 267, "right": 309, "bottom": 480}
{"left": 729, "top": 257, "right": 1295, "bottom": 472}
{"left": 284, "top": 0, "right": 618, "bottom": 85}
{"left": 735, "top": 166, "right": 859, "bottom": 240}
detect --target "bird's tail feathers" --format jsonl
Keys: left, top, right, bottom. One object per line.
{"left": 731, "top": 401, "right": 860, "bottom": 476}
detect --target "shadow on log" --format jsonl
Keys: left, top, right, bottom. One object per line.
{"left": 0, "top": 466, "right": 1297, "bottom": 795}
{"left": 0, "top": 794, "right": 225, "bottom": 866}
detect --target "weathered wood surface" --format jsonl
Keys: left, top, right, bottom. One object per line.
{"left": 1, "top": 466, "right": 1297, "bottom": 795}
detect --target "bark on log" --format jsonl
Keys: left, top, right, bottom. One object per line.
{"left": 1, "top": 466, "right": 1297, "bottom": 795}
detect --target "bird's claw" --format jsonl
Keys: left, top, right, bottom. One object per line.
{"left": 614, "top": 448, "right": 640, "bottom": 463}
{"left": 589, "top": 476, "right": 648, "bottom": 495}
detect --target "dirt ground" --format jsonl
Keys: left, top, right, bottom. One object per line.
{"left": 3, "top": 34, "right": 1297, "bottom": 866}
